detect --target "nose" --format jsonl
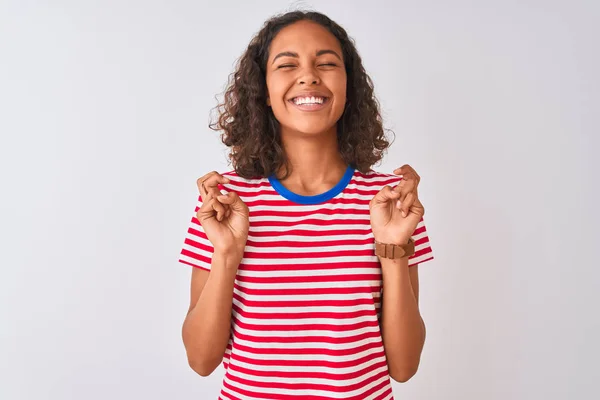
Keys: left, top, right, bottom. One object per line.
{"left": 297, "top": 67, "right": 320, "bottom": 85}
{"left": 299, "top": 77, "right": 319, "bottom": 85}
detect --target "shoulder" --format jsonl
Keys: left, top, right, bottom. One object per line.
{"left": 216, "top": 169, "right": 270, "bottom": 195}
{"left": 352, "top": 168, "right": 402, "bottom": 189}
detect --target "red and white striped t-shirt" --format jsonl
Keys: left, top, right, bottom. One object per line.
{"left": 179, "top": 165, "right": 434, "bottom": 400}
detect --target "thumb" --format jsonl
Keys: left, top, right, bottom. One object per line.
{"left": 372, "top": 185, "right": 400, "bottom": 205}
{"left": 216, "top": 191, "right": 244, "bottom": 211}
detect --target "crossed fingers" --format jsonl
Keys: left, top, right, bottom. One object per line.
{"left": 196, "top": 172, "right": 231, "bottom": 221}
{"left": 392, "top": 164, "right": 421, "bottom": 217}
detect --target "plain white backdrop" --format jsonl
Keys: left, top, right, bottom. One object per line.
{"left": 1, "top": 0, "right": 598, "bottom": 399}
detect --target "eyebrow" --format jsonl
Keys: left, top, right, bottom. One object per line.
{"left": 271, "top": 49, "right": 342, "bottom": 64}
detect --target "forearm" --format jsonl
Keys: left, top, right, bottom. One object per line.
{"left": 182, "top": 251, "right": 239, "bottom": 375}
{"left": 380, "top": 257, "right": 425, "bottom": 382}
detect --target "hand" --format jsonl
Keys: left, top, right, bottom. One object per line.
{"left": 369, "top": 164, "right": 425, "bottom": 245}
{"left": 196, "top": 172, "right": 249, "bottom": 257}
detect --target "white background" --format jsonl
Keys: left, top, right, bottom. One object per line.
{"left": 1, "top": 0, "right": 598, "bottom": 399}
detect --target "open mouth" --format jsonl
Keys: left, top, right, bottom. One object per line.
{"left": 288, "top": 96, "right": 330, "bottom": 111}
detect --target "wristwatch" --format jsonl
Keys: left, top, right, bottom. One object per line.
{"left": 375, "top": 238, "right": 415, "bottom": 259}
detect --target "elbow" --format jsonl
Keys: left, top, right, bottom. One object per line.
{"left": 390, "top": 366, "right": 419, "bottom": 383}
{"left": 182, "top": 323, "right": 221, "bottom": 377}
{"left": 187, "top": 357, "right": 219, "bottom": 377}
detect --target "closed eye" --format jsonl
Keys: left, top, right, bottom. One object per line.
{"left": 277, "top": 63, "right": 338, "bottom": 69}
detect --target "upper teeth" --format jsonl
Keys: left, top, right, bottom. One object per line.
{"left": 293, "top": 96, "right": 325, "bottom": 105}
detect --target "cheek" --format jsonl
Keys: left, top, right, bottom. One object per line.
{"left": 332, "top": 79, "right": 347, "bottom": 109}
{"left": 338, "top": 74, "right": 348, "bottom": 97}
{"left": 266, "top": 75, "right": 285, "bottom": 98}
{"left": 327, "top": 74, "right": 347, "bottom": 100}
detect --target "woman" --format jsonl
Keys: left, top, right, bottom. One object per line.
{"left": 179, "top": 10, "right": 434, "bottom": 400}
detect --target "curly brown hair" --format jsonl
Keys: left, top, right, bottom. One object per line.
{"left": 209, "top": 10, "right": 394, "bottom": 180}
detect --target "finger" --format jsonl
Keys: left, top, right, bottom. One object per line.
{"left": 394, "top": 165, "right": 420, "bottom": 184}
{"left": 403, "top": 175, "right": 419, "bottom": 199}
{"left": 401, "top": 192, "right": 415, "bottom": 217}
{"left": 197, "top": 197, "right": 226, "bottom": 221}
{"left": 408, "top": 167, "right": 420, "bottom": 184}
{"left": 392, "top": 180, "right": 406, "bottom": 206}
{"left": 393, "top": 178, "right": 416, "bottom": 202}
{"left": 371, "top": 185, "right": 401, "bottom": 205}
{"left": 392, "top": 170, "right": 416, "bottom": 189}
{"left": 393, "top": 164, "right": 408, "bottom": 173}
{"left": 216, "top": 191, "right": 246, "bottom": 212}
{"left": 403, "top": 179, "right": 416, "bottom": 201}
{"left": 416, "top": 197, "right": 425, "bottom": 217}
{"left": 392, "top": 178, "right": 407, "bottom": 192}
{"left": 393, "top": 164, "right": 411, "bottom": 176}
{"left": 399, "top": 171, "right": 417, "bottom": 185}
{"left": 197, "top": 172, "right": 231, "bottom": 200}
{"left": 197, "top": 172, "right": 220, "bottom": 196}
{"left": 196, "top": 199, "right": 225, "bottom": 220}
{"left": 197, "top": 174, "right": 232, "bottom": 222}
{"left": 212, "top": 199, "right": 226, "bottom": 221}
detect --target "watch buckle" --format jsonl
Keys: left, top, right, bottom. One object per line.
{"left": 385, "top": 243, "right": 395, "bottom": 258}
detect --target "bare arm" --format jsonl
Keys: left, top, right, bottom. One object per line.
{"left": 181, "top": 251, "right": 241, "bottom": 376}
{"left": 380, "top": 258, "right": 426, "bottom": 383}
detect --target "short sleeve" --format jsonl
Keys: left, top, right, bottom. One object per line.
{"left": 408, "top": 217, "right": 434, "bottom": 267}
{"left": 178, "top": 194, "right": 214, "bottom": 271}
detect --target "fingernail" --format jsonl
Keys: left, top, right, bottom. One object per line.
{"left": 401, "top": 210, "right": 406, "bottom": 217}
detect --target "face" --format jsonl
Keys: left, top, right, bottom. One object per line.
{"left": 265, "top": 20, "right": 347, "bottom": 136}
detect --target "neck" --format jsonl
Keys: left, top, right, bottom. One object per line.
{"left": 276, "top": 125, "right": 349, "bottom": 195}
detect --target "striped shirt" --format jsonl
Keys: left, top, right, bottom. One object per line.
{"left": 179, "top": 165, "right": 434, "bottom": 400}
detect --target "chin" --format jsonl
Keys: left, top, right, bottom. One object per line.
{"left": 285, "top": 120, "right": 336, "bottom": 135}
{"left": 295, "top": 125, "right": 334, "bottom": 136}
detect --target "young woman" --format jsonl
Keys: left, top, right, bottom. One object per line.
{"left": 179, "top": 10, "right": 434, "bottom": 400}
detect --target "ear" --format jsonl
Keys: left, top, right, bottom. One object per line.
{"left": 266, "top": 96, "right": 271, "bottom": 107}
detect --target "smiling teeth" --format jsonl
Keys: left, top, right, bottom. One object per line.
{"left": 294, "top": 96, "right": 325, "bottom": 105}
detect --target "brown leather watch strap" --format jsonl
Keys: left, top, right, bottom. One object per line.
{"left": 375, "top": 237, "right": 415, "bottom": 259}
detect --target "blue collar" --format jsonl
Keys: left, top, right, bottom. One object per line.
{"left": 268, "top": 165, "right": 355, "bottom": 205}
